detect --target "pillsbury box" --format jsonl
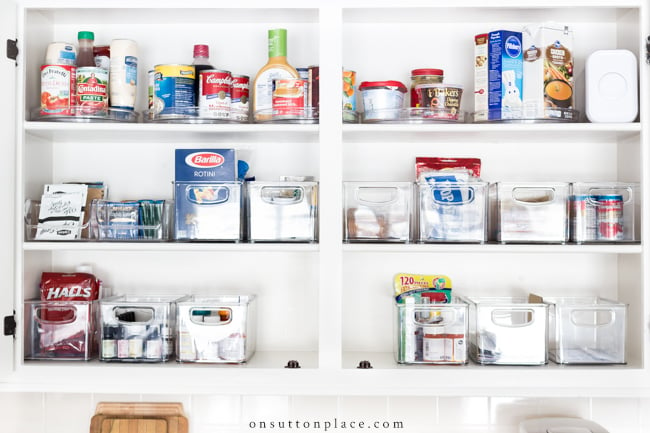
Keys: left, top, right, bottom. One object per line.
{"left": 175, "top": 149, "right": 237, "bottom": 182}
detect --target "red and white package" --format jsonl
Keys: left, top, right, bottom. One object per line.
{"left": 40, "top": 272, "right": 101, "bottom": 302}
{"left": 415, "top": 157, "right": 482, "bottom": 181}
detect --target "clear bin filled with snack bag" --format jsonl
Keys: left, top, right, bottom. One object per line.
{"left": 99, "top": 295, "right": 188, "bottom": 362}
{"left": 417, "top": 181, "right": 488, "bottom": 243}
{"left": 343, "top": 182, "right": 413, "bottom": 242}
{"left": 394, "top": 295, "right": 468, "bottom": 365}
{"left": 176, "top": 295, "right": 256, "bottom": 363}
{"left": 93, "top": 199, "right": 173, "bottom": 241}
{"left": 569, "top": 182, "right": 639, "bottom": 243}
{"left": 544, "top": 296, "right": 627, "bottom": 364}
{"left": 491, "top": 182, "right": 569, "bottom": 243}
{"left": 174, "top": 181, "right": 243, "bottom": 241}
{"left": 247, "top": 181, "right": 318, "bottom": 242}
{"left": 464, "top": 296, "right": 548, "bottom": 365}
{"left": 24, "top": 300, "right": 97, "bottom": 361}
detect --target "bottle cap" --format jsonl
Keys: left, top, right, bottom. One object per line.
{"left": 78, "top": 31, "right": 95, "bottom": 41}
{"left": 193, "top": 44, "right": 209, "bottom": 58}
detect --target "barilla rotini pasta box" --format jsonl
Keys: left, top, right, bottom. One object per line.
{"left": 174, "top": 149, "right": 242, "bottom": 241}
{"left": 486, "top": 30, "right": 523, "bottom": 120}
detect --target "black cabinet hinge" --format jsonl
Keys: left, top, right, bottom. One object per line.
{"left": 646, "top": 35, "right": 650, "bottom": 64}
{"left": 6, "top": 39, "right": 18, "bottom": 63}
{"left": 4, "top": 313, "right": 16, "bottom": 337}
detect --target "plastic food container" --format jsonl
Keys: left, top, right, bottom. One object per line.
{"left": 491, "top": 182, "right": 569, "bottom": 243}
{"left": 544, "top": 296, "right": 627, "bottom": 364}
{"left": 569, "top": 182, "right": 639, "bottom": 243}
{"left": 394, "top": 296, "right": 468, "bottom": 364}
{"left": 176, "top": 295, "right": 256, "bottom": 363}
{"left": 417, "top": 181, "right": 488, "bottom": 243}
{"left": 99, "top": 295, "right": 188, "bottom": 362}
{"left": 24, "top": 300, "right": 97, "bottom": 361}
{"left": 464, "top": 296, "right": 548, "bottom": 365}
{"left": 93, "top": 199, "right": 172, "bottom": 242}
{"left": 247, "top": 181, "right": 318, "bottom": 242}
{"left": 410, "top": 68, "right": 444, "bottom": 107}
{"left": 343, "top": 181, "right": 412, "bottom": 242}
{"left": 359, "top": 80, "right": 407, "bottom": 121}
{"left": 415, "top": 83, "right": 463, "bottom": 120}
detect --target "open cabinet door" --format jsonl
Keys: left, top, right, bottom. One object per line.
{"left": 0, "top": 0, "right": 17, "bottom": 380}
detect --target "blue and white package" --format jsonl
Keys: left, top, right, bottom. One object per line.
{"left": 488, "top": 30, "right": 523, "bottom": 120}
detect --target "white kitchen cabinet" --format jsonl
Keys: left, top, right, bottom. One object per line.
{"left": 1, "top": 0, "right": 649, "bottom": 398}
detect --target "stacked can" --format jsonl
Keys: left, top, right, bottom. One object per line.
{"left": 596, "top": 194, "right": 624, "bottom": 240}
{"left": 569, "top": 195, "right": 598, "bottom": 242}
{"left": 570, "top": 194, "right": 624, "bottom": 242}
{"left": 231, "top": 74, "right": 250, "bottom": 122}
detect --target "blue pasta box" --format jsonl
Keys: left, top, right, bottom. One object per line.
{"left": 175, "top": 149, "right": 237, "bottom": 182}
{"left": 488, "top": 30, "right": 523, "bottom": 120}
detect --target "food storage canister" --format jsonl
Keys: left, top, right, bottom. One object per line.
{"left": 359, "top": 80, "right": 407, "bottom": 121}
{"left": 410, "top": 68, "right": 444, "bottom": 107}
{"left": 415, "top": 83, "right": 464, "bottom": 120}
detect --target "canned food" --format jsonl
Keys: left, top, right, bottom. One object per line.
{"left": 308, "top": 65, "right": 319, "bottom": 117}
{"left": 272, "top": 78, "right": 307, "bottom": 118}
{"left": 569, "top": 195, "right": 598, "bottom": 242}
{"left": 147, "top": 69, "right": 154, "bottom": 111}
{"left": 410, "top": 68, "right": 444, "bottom": 107}
{"left": 358, "top": 80, "right": 407, "bottom": 121}
{"left": 153, "top": 64, "right": 195, "bottom": 115}
{"left": 231, "top": 74, "right": 250, "bottom": 122}
{"left": 596, "top": 194, "right": 624, "bottom": 241}
{"left": 415, "top": 83, "right": 463, "bottom": 120}
{"left": 342, "top": 69, "right": 356, "bottom": 111}
{"left": 76, "top": 66, "right": 108, "bottom": 115}
{"left": 198, "top": 69, "right": 232, "bottom": 119}
{"left": 40, "top": 64, "right": 76, "bottom": 116}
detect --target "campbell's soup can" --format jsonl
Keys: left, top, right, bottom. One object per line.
{"left": 199, "top": 69, "right": 232, "bottom": 119}
{"left": 153, "top": 64, "right": 195, "bottom": 115}
{"left": 231, "top": 74, "right": 250, "bottom": 122}
{"left": 40, "top": 64, "right": 76, "bottom": 116}
{"left": 596, "top": 194, "right": 624, "bottom": 241}
{"left": 272, "top": 78, "right": 307, "bottom": 118}
{"left": 76, "top": 66, "right": 108, "bottom": 115}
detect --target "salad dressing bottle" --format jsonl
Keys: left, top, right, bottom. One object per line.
{"left": 253, "top": 28, "right": 298, "bottom": 121}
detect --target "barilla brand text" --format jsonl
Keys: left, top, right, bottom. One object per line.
{"left": 185, "top": 152, "right": 225, "bottom": 168}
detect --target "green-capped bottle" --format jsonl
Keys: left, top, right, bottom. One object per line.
{"left": 252, "top": 28, "right": 299, "bottom": 121}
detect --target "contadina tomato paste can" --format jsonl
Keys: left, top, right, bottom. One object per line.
{"left": 76, "top": 66, "right": 108, "bottom": 115}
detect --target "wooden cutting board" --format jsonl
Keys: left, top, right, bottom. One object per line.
{"left": 90, "top": 403, "right": 188, "bottom": 433}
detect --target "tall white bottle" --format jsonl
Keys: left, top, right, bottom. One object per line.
{"left": 109, "top": 39, "right": 138, "bottom": 110}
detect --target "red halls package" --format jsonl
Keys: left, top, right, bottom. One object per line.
{"left": 40, "top": 272, "right": 101, "bottom": 301}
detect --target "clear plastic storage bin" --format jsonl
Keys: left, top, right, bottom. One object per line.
{"left": 464, "top": 296, "right": 548, "bottom": 365}
{"left": 176, "top": 295, "right": 256, "bottom": 363}
{"left": 174, "top": 182, "right": 243, "bottom": 241}
{"left": 343, "top": 182, "right": 412, "bottom": 242}
{"left": 24, "top": 200, "right": 92, "bottom": 241}
{"left": 93, "top": 200, "right": 172, "bottom": 241}
{"left": 394, "top": 296, "right": 468, "bottom": 364}
{"left": 99, "top": 295, "right": 187, "bottom": 362}
{"left": 491, "top": 182, "right": 569, "bottom": 243}
{"left": 544, "top": 296, "right": 627, "bottom": 364}
{"left": 417, "top": 181, "right": 488, "bottom": 243}
{"left": 247, "top": 181, "right": 318, "bottom": 242}
{"left": 569, "top": 182, "right": 639, "bottom": 243}
{"left": 24, "top": 300, "right": 97, "bottom": 361}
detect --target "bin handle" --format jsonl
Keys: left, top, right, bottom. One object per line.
{"left": 112, "top": 306, "right": 155, "bottom": 324}
{"left": 355, "top": 187, "right": 399, "bottom": 206}
{"left": 35, "top": 306, "right": 77, "bottom": 325}
{"left": 511, "top": 187, "right": 555, "bottom": 205}
{"left": 570, "top": 308, "right": 615, "bottom": 327}
{"left": 584, "top": 186, "right": 633, "bottom": 205}
{"left": 189, "top": 307, "right": 233, "bottom": 325}
{"left": 490, "top": 309, "right": 535, "bottom": 327}
{"left": 261, "top": 186, "right": 304, "bottom": 205}
{"left": 411, "top": 307, "right": 457, "bottom": 325}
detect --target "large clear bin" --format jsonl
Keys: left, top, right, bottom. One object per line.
{"left": 569, "top": 182, "right": 639, "bottom": 243}
{"left": 417, "top": 181, "right": 488, "bottom": 243}
{"left": 176, "top": 295, "right": 256, "bottom": 363}
{"left": 24, "top": 300, "right": 97, "bottom": 361}
{"left": 491, "top": 182, "right": 569, "bottom": 243}
{"left": 464, "top": 296, "right": 548, "bottom": 365}
{"left": 99, "top": 295, "right": 188, "bottom": 362}
{"left": 544, "top": 296, "right": 627, "bottom": 364}
{"left": 174, "top": 181, "right": 243, "bottom": 241}
{"left": 247, "top": 181, "right": 318, "bottom": 242}
{"left": 394, "top": 296, "right": 468, "bottom": 365}
{"left": 343, "top": 182, "right": 412, "bottom": 242}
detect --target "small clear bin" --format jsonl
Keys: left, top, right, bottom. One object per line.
{"left": 343, "top": 182, "right": 412, "bottom": 242}
{"left": 394, "top": 296, "right": 468, "bottom": 365}
{"left": 247, "top": 181, "right": 318, "bottom": 242}
{"left": 464, "top": 296, "right": 548, "bottom": 365}
{"left": 544, "top": 296, "right": 627, "bottom": 364}
{"left": 24, "top": 300, "right": 97, "bottom": 361}
{"left": 99, "top": 295, "right": 187, "bottom": 362}
{"left": 174, "top": 181, "right": 243, "bottom": 241}
{"left": 93, "top": 199, "right": 172, "bottom": 241}
{"left": 569, "top": 182, "right": 639, "bottom": 243}
{"left": 491, "top": 182, "right": 569, "bottom": 243}
{"left": 24, "top": 200, "right": 92, "bottom": 241}
{"left": 176, "top": 295, "right": 256, "bottom": 363}
{"left": 417, "top": 181, "right": 488, "bottom": 243}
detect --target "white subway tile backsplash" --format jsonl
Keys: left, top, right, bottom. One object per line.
{"left": 388, "top": 395, "right": 438, "bottom": 430}
{"left": 439, "top": 397, "right": 489, "bottom": 425}
{"left": 191, "top": 394, "right": 241, "bottom": 427}
{"left": 289, "top": 395, "right": 338, "bottom": 418}
{"left": 338, "top": 396, "right": 388, "bottom": 419}
{"left": 0, "top": 392, "right": 44, "bottom": 433}
{"left": 45, "top": 393, "right": 93, "bottom": 433}
{"left": 591, "top": 397, "right": 640, "bottom": 433}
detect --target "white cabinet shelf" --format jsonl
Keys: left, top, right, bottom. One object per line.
{"left": 3, "top": 0, "right": 649, "bottom": 397}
